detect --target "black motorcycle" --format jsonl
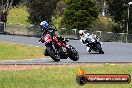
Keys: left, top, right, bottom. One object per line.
{"left": 85, "top": 35, "right": 104, "bottom": 54}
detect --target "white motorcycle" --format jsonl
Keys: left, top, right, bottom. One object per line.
{"left": 85, "top": 35, "right": 104, "bottom": 54}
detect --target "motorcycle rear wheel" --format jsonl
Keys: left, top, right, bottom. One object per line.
{"left": 46, "top": 47, "right": 60, "bottom": 62}
{"left": 96, "top": 44, "right": 104, "bottom": 54}
{"left": 99, "top": 50, "right": 104, "bottom": 54}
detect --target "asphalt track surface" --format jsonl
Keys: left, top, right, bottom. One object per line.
{"left": 0, "top": 35, "right": 132, "bottom": 65}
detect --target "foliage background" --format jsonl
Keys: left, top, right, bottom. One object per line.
{"left": 61, "top": 0, "right": 99, "bottom": 31}
{"left": 26, "top": 0, "right": 60, "bottom": 25}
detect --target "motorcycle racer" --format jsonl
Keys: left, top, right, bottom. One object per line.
{"left": 39, "top": 21, "right": 79, "bottom": 61}
{"left": 79, "top": 30, "right": 101, "bottom": 52}
{"left": 39, "top": 21, "right": 67, "bottom": 56}
{"left": 39, "top": 21, "right": 57, "bottom": 42}
{"left": 39, "top": 21, "right": 57, "bottom": 55}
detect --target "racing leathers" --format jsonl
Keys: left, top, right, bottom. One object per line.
{"left": 80, "top": 33, "right": 100, "bottom": 52}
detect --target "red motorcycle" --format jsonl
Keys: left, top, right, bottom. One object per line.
{"left": 40, "top": 29, "right": 79, "bottom": 62}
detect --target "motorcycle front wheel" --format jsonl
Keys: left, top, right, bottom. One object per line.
{"left": 46, "top": 47, "right": 60, "bottom": 62}
{"left": 68, "top": 46, "right": 79, "bottom": 61}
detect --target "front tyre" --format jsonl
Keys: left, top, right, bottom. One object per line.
{"left": 46, "top": 47, "right": 60, "bottom": 62}
{"left": 68, "top": 46, "right": 79, "bottom": 61}
{"left": 96, "top": 44, "right": 104, "bottom": 54}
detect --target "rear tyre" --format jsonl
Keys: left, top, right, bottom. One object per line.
{"left": 96, "top": 44, "right": 104, "bottom": 54}
{"left": 46, "top": 47, "right": 60, "bottom": 62}
{"left": 88, "top": 48, "right": 91, "bottom": 53}
{"left": 99, "top": 50, "right": 104, "bottom": 54}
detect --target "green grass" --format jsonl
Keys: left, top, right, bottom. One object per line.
{"left": 0, "top": 64, "right": 132, "bottom": 88}
{"left": 7, "top": 6, "right": 29, "bottom": 25}
{"left": 0, "top": 42, "right": 45, "bottom": 60}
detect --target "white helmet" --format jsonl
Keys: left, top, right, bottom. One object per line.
{"left": 79, "top": 30, "right": 85, "bottom": 36}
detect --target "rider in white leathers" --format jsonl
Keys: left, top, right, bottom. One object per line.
{"left": 79, "top": 30, "right": 100, "bottom": 52}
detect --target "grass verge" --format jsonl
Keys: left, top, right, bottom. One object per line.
{"left": 0, "top": 64, "right": 131, "bottom": 88}
{"left": 0, "top": 42, "right": 46, "bottom": 60}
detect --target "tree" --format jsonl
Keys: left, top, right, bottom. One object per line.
{"left": 54, "top": 0, "right": 67, "bottom": 17}
{"left": 96, "top": 0, "right": 106, "bottom": 16}
{"left": 12, "top": 0, "right": 21, "bottom": 6}
{"left": 90, "top": 16, "right": 116, "bottom": 32}
{"left": 107, "top": 0, "right": 126, "bottom": 22}
{"left": 61, "top": 0, "right": 98, "bottom": 31}
{"left": 107, "top": 0, "right": 132, "bottom": 33}
{"left": 26, "top": 0, "right": 60, "bottom": 25}
{"left": 52, "top": 0, "right": 67, "bottom": 29}
{"left": 0, "top": 0, "right": 13, "bottom": 23}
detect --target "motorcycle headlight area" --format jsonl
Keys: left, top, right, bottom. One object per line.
{"left": 91, "top": 39, "right": 95, "bottom": 42}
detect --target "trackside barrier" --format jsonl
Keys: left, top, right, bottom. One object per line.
{"left": 5, "top": 24, "right": 132, "bottom": 43}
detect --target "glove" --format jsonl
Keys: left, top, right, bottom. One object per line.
{"left": 39, "top": 38, "right": 44, "bottom": 43}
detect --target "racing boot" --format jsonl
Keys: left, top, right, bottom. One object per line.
{"left": 43, "top": 49, "right": 49, "bottom": 56}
